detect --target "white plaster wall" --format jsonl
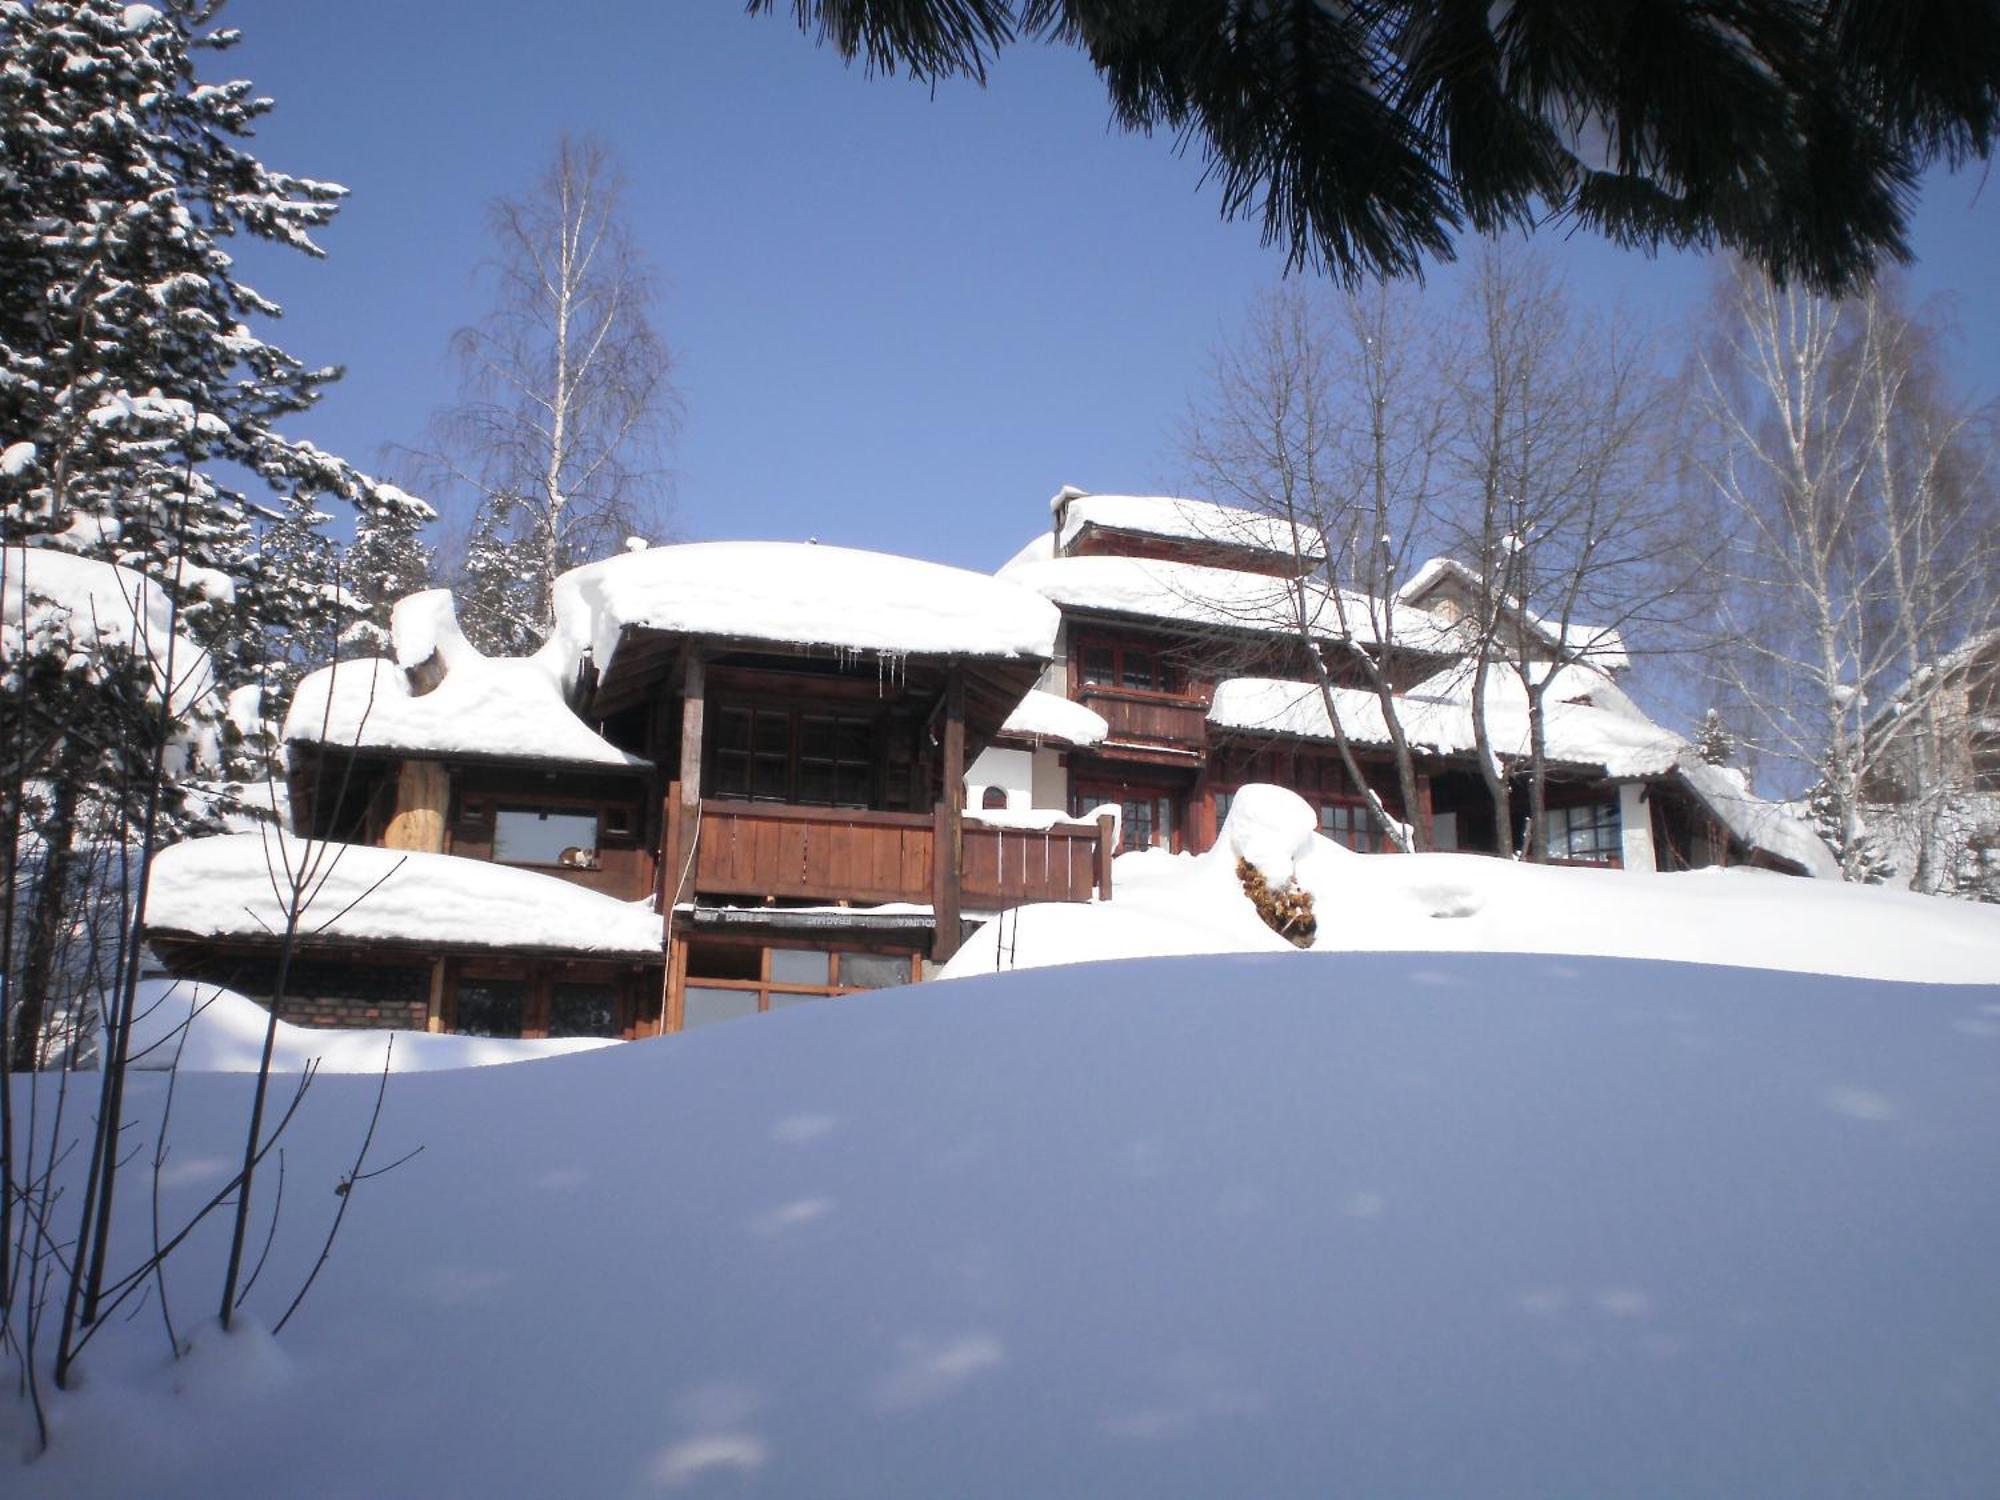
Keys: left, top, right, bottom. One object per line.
{"left": 966, "top": 746, "right": 1035, "bottom": 810}
{"left": 1618, "top": 782, "right": 1659, "bottom": 872}
{"left": 1031, "top": 746, "right": 1068, "bottom": 811}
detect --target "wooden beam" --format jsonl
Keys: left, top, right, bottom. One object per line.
{"left": 674, "top": 648, "right": 705, "bottom": 892}
{"left": 932, "top": 665, "right": 966, "bottom": 961}
{"left": 1096, "top": 812, "right": 1115, "bottom": 900}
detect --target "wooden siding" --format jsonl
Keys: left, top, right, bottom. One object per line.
{"left": 1078, "top": 687, "right": 1209, "bottom": 751}
{"left": 961, "top": 820, "right": 1105, "bottom": 905}
{"left": 695, "top": 800, "right": 935, "bottom": 904}
{"left": 693, "top": 798, "right": 1108, "bottom": 908}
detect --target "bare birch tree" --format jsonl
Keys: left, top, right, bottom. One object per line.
{"left": 1183, "top": 281, "right": 1449, "bottom": 851}
{"left": 1698, "top": 267, "right": 1999, "bottom": 887}
{"left": 1441, "top": 246, "right": 1698, "bottom": 860}
{"left": 416, "top": 135, "right": 678, "bottom": 654}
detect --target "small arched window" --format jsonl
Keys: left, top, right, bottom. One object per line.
{"left": 981, "top": 786, "right": 1008, "bottom": 811}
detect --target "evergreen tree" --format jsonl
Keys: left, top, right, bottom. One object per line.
{"left": 0, "top": 0, "right": 430, "bottom": 692}
{"left": 345, "top": 482, "right": 436, "bottom": 654}
{"left": 1693, "top": 709, "right": 1737, "bottom": 768}
{"left": 1806, "top": 760, "right": 1894, "bottom": 885}
{"left": 456, "top": 494, "right": 541, "bottom": 657}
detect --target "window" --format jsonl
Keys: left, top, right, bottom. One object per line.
{"left": 1213, "top": 789, "right": 1234, "bottom": 832}
{"left": 1074, "top": 787, "right": 1177, "bottom": 852}
{"left": 493, "top": 808, "right": 598, "bottom": 867}
{"left": 683, "top": 985, "right": 759, "bottom": 1028}
{"left": 1074, "top": 636, "right": 1184, "bottom": 696}
{"left": 981, "top": 786, "right": 1008, "bottom": 810}
{"left": 456, "top": 978, "right": 526, "bottom": 1037}
{"left": 1319, "top": 800, "right": 1384, "bottom": 854}
{"left": 548, "top": 982, "right": 619, "bottom": 1038}
{"left": 1543, "top": 802, "right": 1622, "bottom": 864}
{"left": 711, "top": 705, "right": 877, "bottom": 806}
{"left": 677, "top": 942, "right": 919, "bottom": 1029}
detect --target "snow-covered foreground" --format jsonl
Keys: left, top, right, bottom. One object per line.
{"left": 12, "top": 951, "right": 2000, "bottom": 1497}
{"left": 949, "top": 787, "right": 2000, "bottom": 985}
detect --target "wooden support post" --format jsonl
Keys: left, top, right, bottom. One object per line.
{"left": 1096, "top": 811, "right": 1115, "bottom": 900}
{"left": 932, "top": 666, "right": 966, "bottom": 961}
{"left": 674, "top": 647, "right": 705, "bottom": 894}
{"left": 383, "top": 758, "right": 449, "bottom": 853}
{"left": 425, "top": 957, "right": 447, "bottom": 1034}
{"left": 1415, "top": 771, "right": 1435, "bottom": 854}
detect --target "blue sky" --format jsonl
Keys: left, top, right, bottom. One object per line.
{"left": 228, "top": 4, "right": 2000, "bottom": 576}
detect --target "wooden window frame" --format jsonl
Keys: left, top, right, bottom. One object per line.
{"left": 707, "top": 700, "right": 885, "bottom": 810}
{"left": 680, "top": 941, "right": 922, "bottom": 1024}
{"left": 1071, "top": 632, "right": 1190, "bottom": 701}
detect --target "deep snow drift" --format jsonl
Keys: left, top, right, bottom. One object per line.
{"left": 10, "top": 950, "right": 1999, "bottom": 1497}
{"left": 945, "top": 785, "right": 2000, "bottom": 985}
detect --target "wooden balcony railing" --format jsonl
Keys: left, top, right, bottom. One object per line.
{"left": 681, "top": 798, "right": 1112, "bottom": 910}
{"left": 1077, "top": 687, "right": 1209, "bottom": 752}
{"left": 962, "top": 818, "right": 1107, "bottom": 906}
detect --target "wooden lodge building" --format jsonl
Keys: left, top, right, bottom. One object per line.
{"left": 143, "top": 491, "right": 1833, "bottom": 1040}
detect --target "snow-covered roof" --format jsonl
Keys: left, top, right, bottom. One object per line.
{"left": 997, "top": 688, "right": 1108, "bottom": 747}
{"left": 1001, "top": 553, "right": 1453, "bottom": 652}
{"left": 144, "top": 833, "right": 665, "bottom": 956}
{"left": 1672, "top": 761, "right": 1840, "bottom": 878}
{"left": 1208, "top": 663, "right": 1685, "bottom": 778}
{"left": 1397, "top": 557, "right": 1629, "bottom": 671}
{"left": 546, "top": 541, "right": 1060, "bottom": 680}
{"left": 2, "top": 545, "right": 218, "bottom": 717}
{"left": 284, "top": 592, "right": 645, "bottom": 769}
{"left": 1052, "top": 488, "right": 1324, "bottom": 564}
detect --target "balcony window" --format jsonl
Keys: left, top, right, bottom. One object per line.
{"left": 1075, "top": 636, "right": 1185, "bottom": 696}
{"left": 712, "top": 705, "right": 876, "bottom": 807}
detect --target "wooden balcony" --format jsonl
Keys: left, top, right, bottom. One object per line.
{"left": 682, "top": 798, "right": 1111, "bottom": 910}
{"left": 1077, "top": 686, "right": 1209, "bottom": 753}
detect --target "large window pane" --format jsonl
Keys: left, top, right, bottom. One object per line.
{"left": 683, "top": 986, "right": 759, "bottom": 1028}
{"left": 768, "top": 991, "right": 823, "bottom": 1011}
{"left": 838, "top": 953, "right": 911, "bottom": 989}
{"left": 494, "top": 809, "right": 598, "bottom": 866}
{"left": 549, "top": 983, "right": 619, "bottom": 1038}
{"left": 769, "top": 948, "right": 831, "bottom": 986}
{"left": 1081, "top": 645, "right": 1115, "bottom": 685}
{"left": 457, "top": 979, "right": 525, "bottom": 1037}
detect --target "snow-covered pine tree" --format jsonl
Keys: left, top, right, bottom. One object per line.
{"left": 345, "top": 482, "right": 436, "bottom": 654}
{"left": 0, "top": 0, "right": 430, "bottom": 695}
{"left": 456, "top": 494, "right": 542, "bottom": 656}
{"left": 1693, "top": 708, "right": 1736, "bottom": 767}
{"left": 1806, "top": 760, "right": 1894, "bottom": 885}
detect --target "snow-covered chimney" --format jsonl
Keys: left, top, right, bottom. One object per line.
{"left": 1050, "top": 483, "right": 1086, "bottom": 555}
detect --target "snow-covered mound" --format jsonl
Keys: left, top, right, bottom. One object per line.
{"left": 545, "top": 541, "right": 1061, "bottom": 678}
{"left": 15, "top": 951, "right": 1998, "bottom": 1495}
{"left": 945, "top": 785, "right": 2000, "bottom": 984}
{"left": 144, "top": 834, "right": 664, "bottom": 956}
{"left": 116, "top": 978, "right": 614, "bottom": 1073}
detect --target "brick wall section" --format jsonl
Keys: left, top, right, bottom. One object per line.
{"left": 165, "top": 950, "right": 431, "bottom": 1032}
{"left": 275, "top": 990, "right": 429, "bottom": 1031}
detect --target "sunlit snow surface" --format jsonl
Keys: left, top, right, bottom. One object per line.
{"left": 14, "top": 952, "right": 2000, "bottom": 1497}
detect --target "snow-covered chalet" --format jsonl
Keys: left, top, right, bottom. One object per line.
{"left": 143, "top": 490, "right": 1832, "bottom": 1039}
